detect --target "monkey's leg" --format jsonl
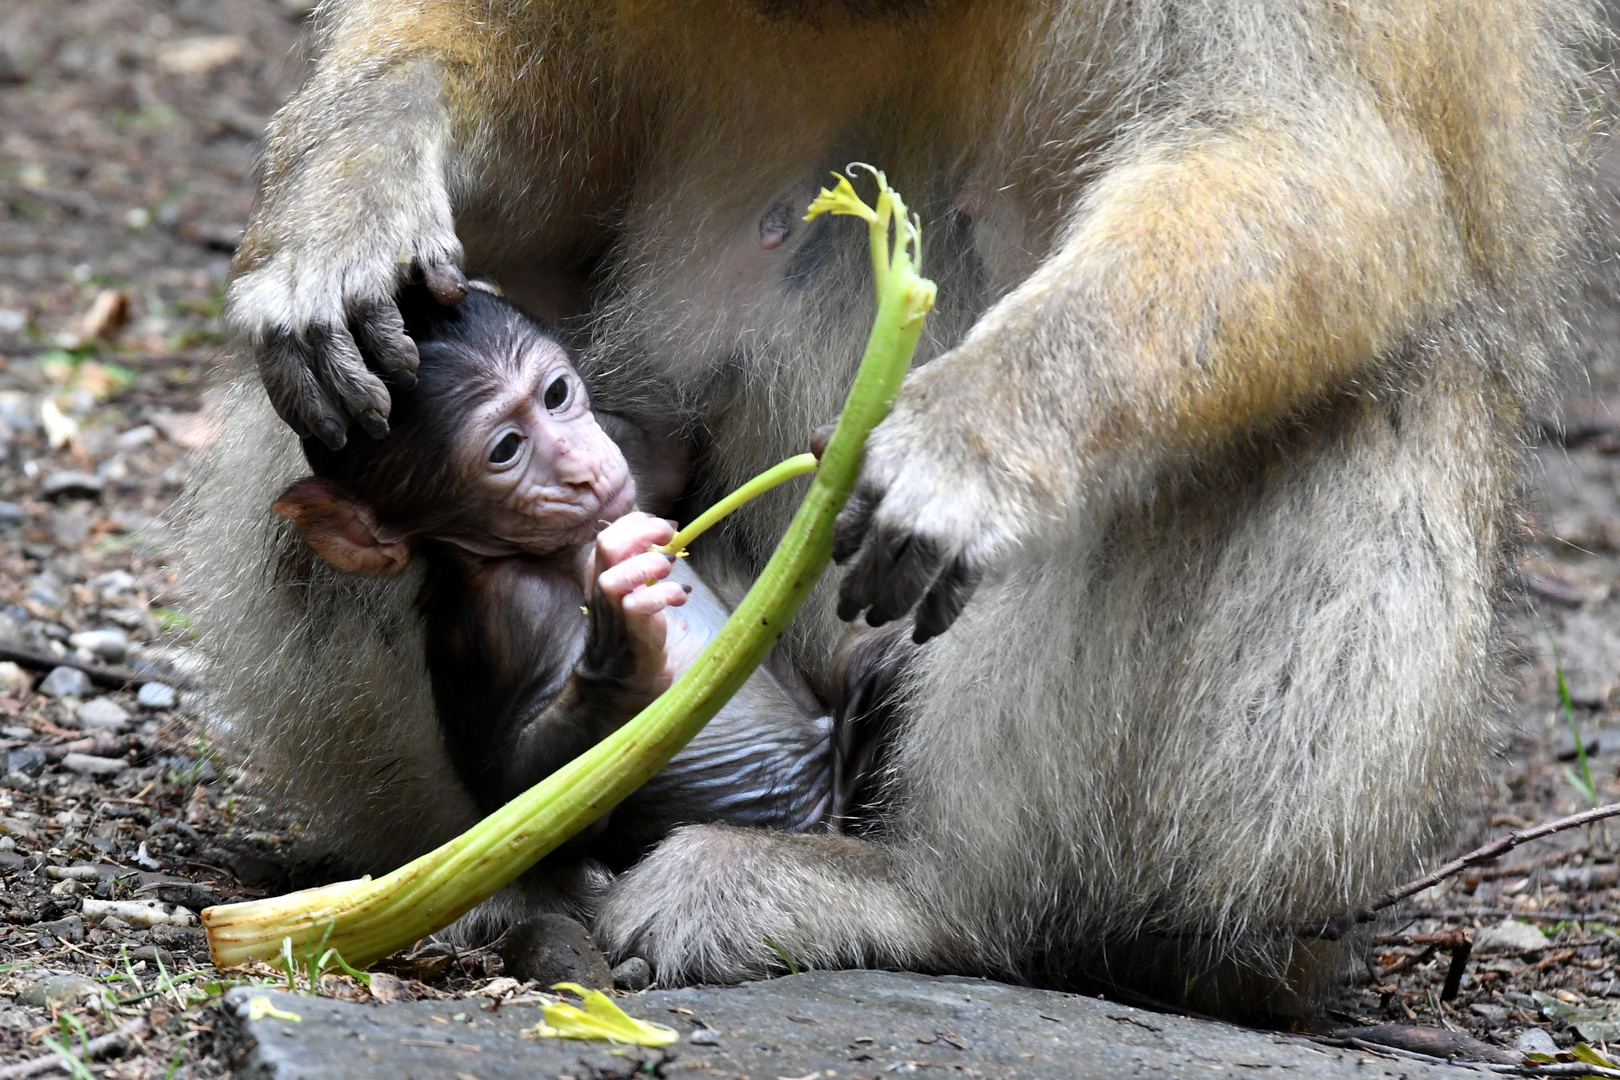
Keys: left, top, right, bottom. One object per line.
{"left": 597, "top": 825, "right": 947, "bottom": 984}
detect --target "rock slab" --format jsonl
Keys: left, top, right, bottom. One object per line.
{"left": 221, "top": 970, "right": 1484, "bottom": 1079}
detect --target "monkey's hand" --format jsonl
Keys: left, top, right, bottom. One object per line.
{"left": 831, "top": 388, "right": 1035, "bottom": 646}
{"left": 223, "top": 60, "right": 467, "bottom": 449}
{"left": 585, "top": 513, "right": 689, "bottom": 700}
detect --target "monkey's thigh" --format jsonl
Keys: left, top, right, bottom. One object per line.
{"left": 895, "top": 374, "right": 1512, "bottom": 1008}
{"left": 183, "top": 374, "right": 481, "bottom": 873}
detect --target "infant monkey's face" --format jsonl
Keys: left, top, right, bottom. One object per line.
{"left": 454, "top": 338, "right": 634, "bottom": 555}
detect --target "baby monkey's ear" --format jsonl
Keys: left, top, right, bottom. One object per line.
{"left": 272, "top": 477, "right": 412, "bottom": 576}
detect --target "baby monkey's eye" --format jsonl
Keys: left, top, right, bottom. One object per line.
{"left": 489, "top": 431, "right": 523, "bottom": 465}
{"left": 543, "top": 376, "right": 569, "bottom": 411}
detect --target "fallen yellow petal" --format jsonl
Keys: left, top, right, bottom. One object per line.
{"left": 247, "top": 997, "right": 302, "bottom": 1023}
{"left": 530, "top": 983, "right": 678, "bottom": 1047}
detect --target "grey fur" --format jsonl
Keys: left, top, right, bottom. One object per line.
{"left": 188, "top": 0, "right": 1605, "bottom": 1015}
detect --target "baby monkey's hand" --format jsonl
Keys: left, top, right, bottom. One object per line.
{"left": 584, "top": 512, "right": 689, "bottom": 700}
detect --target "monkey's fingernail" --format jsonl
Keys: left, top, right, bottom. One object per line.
{"left": 425, "top": 264, "right": 469, "bottom": 304}
{"left": 314, "top": 418, "right": 347, "bottom": 450}
{"left": 597, "top": 520, "right": 612, "bottom": 532}
{"left": 682, "top": 584, "right": 692, "bottom": 594}
{"left": 358, "top": 410, "right": 390, "bottom": 439}
{"left": 836, "top": 597, "right": 865, "bottom": 622}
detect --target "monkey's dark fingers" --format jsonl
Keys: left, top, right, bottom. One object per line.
{"left": 308, "top": 323, "right": 393, "bottom": 440}
{"left": 862, "top": 532, "right": 945, "bottom": 628}
{"left": 831, "top": 488, "right": 879, "bottom": 566}
{"left": 809, "top": 422, "right": 837, "bottom": 461}
{"left": 911, "top": 556, "right": 984, "bottom": 644}
{"left": 256, "top": 332, "right": 349, "bottom": 449}
{"left": 836, "top": 524, "right": 926, "bottom": 625}
{"left": 351, "top": 300, "right": 420, "bottom": 390}
{"left": 419, "top": 259, "right": 469, "bottom": 306}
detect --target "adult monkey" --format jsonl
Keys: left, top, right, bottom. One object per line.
{"left": 189, "top": 0, "right": 1599, "bottom": 1015}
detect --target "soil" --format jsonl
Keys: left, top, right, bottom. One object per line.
{"left": 5, "top": 0, "right": 1620, "bottom": 1076}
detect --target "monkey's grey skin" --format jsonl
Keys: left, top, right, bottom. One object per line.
{"left": 188, "top": 0, "right": 1601, "bottom": 1016}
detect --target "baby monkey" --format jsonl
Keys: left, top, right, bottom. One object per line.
{"left": 273, "top": 286, "right": 835, "bottom": 869}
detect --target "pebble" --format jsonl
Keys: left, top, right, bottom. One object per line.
{"left": 116, "top": 424, "right": 157, "bottom": 449}
{"left": 38, "top": 665, "right": 91, "bottom": 697}
{"left": 34, "top": 916, "right": 85, "bottom": 944}
{"left": 16, "top": 973, "right": 99, "bottom": 1007}
{"left": 40, "top": 471, "right": 104, "bottom": 500}
{"left": 6, "top": 745, "right": 45, "bottom": 777}
{"left": 689, "top": 1028, "right": 721, "bottom": 1045}
{"left": 0, "top": 501, "right": 23, "bottom": 531}
{"left": 612, "top": 957, "right": 652, "bottom": 992}
{"left": 61, "top": 752, "right": 127, "bottom": 777}
{"left": 68, "top": 628, "right": 128, "bottom": 663}
{"left": 1474, "top": 918, "right": 1549, "bottom": 954}
{"left": 75, "top": 696, "right": 131, "bottom": 731}
{"left": 0, "top": 661, "right": 29, "bottom": 696}
{"left": 138, "top": 681, "right": 176, "bottom": 709}
{"left": 0, "top": 772, "right": 34, "bottom": 791}
{"left": 1514, "top": 1028, "right": 1560, "bottom": 1057}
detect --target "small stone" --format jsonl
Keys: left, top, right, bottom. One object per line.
{"left": 137, "top": 682, "right": 176, "bottom": 709}
{"left": 33, "top": 916, "right": 85, "bottom": 944}
{"left": 38, "top": 666, "right": 91, "bottom": 698}
{"left": 148, "top": 923, "right": 207, "bottom": 956}
{"left": 612, "top": 957, "right": 652, "bottom": 992}
{"left": 51, "top": 507, "right": 91, "bottom": 548}
{"left": 689, "top": 1028, "right": 721, "bottom": 1045}
{"left": 0, "top": 772, "right": 33, "bottom": 791}
{"left": 0, "top": 662, "right": 29, "bottom": 696}
{"left": 61, "top": 752, "right": 126, "bottom": 777}
{"left": 16, "top": 972, "right": 98, "bottom": 1007}
{"left": 496, "top": 914, "right": 613, "bottom": 990}
{"left": 74, "top": 697, "right": 130, "bottom": 731}
{"left": 0, "top": 502, "right": 24, "bottom": 532}
{"left": 25, "top": 580, "right": 61, "bottom": 607}
{"left": 1469, "top": 1003, "right": 1508, "bottom": 1023}
{"left": 6, "top": 746, "right": 44, "bottom": 777}
{"left": 116, "top": 425, "right": 157, "bottom": 449}
{"left": 1474, "top": 919, "right": 1550, "bottom": 954}
{"left": 1515, "top": 1028, "right": 1560, "bottom": 1057}
{"left": 68, "top": 628, "right": 128, "bottom": 663}
{"left": 40, "top": 471, "right": 103, "bottom": 500}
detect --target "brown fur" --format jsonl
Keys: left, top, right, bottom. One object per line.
{"left": 189, "top": 0, "right": 1605, "bottom": 1016}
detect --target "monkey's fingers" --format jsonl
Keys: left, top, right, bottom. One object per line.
{"left": 419, "top": 259, "right": 469, "bottom": 306}
{"left": 257, "top": 332, "right": 350, "bottom": 450}
{"left": 911, "top": 557, "right": 984, "bottom": 644}
{"left": 599, "top": 551, "right": 677, "bottom": 600}
{"left": 597, "top": 513, "right": 677, "bottom": 567}
{"left": 831, "top": 488, "right": 879, "bottom": 567}
{"left": 308, "top": 323, "right": 393, "bottom": 440}
{"left": 836, "top": 525, "right": 943, "bottom": 628}
{"left": 620, "top": 582, "right": 689, "bottom": 617}
{"left": 351, "top": 300, "right": 420, "bottom": 390}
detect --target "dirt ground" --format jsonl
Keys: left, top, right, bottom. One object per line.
{"left": 7, "top": 0, "right": 1620, "bottom": 1076}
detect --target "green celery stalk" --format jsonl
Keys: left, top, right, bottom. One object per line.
{"left": 202, "top": 166, "right": 934, "bottom": 970}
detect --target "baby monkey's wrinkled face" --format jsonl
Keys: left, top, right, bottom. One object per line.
{"left": 451, "top": 339, "right": 635, "bottom": 556}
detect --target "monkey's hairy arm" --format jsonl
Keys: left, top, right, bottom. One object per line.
{"left": 224, "top": 2, "right": 494, "bottom": 448}
{"left": 596, "top": 88, "right": 1470, "bottom": 981}
{"left": 834, "top": 91, "right": 1462, "bottom": 643}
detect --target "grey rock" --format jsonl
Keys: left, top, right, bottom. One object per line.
{"left": 33, "top": 916, "right": 84, "bottom": 944}
{"left": 61, "top": 752, "right": 126, "bottom": 777}
{"left": 149, "top": 923, "right": 208, "bottom": 957}
{"left": 220, "top": 970, "right": 1487, "bottom": 1080}
{"left": 137, "top": 682, "right": 176, "bottom": 709}
{"left": 16, "top": 973, "right": 99, "bottom": 1007}
{"left": 68, "top": 628, "right": 127, "bottom": 663}
{"left": 497, "top": 913, "right": 612, "bottom": 990}
{"left": 74, "top": 696, "right": 130, "bottom": 731}
{"left": 1474, "top": 919, "right": 1550, "bottom": 954}
{"left": 0, "top": 502, "right": 24, "bottom": 532}
{"left": 50, "top": 507, "right": 91, "bottom": 547}
{"left": 1468, "top": 1003, "right": 1509, "bottom": 1023}
{"left": 38, "top": 666, "right": 91, "bottom": 698}
{"left": 0, "top": 772, "right": 33, "bottom": 792}
{"left": 689, "top": 1026, "right": 721, "bottom": 1045}
{"left": 612, "top": 956, "right": 652, "bottom": 992}
{"left": 1514, "top": 1028, "right": 1560, "bottom": 1057}
{"left": 7, "top": 746, "right": 45, "bottom": 777}
{"left": 40, "top": 471, "right": 103, "bottom": 500}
